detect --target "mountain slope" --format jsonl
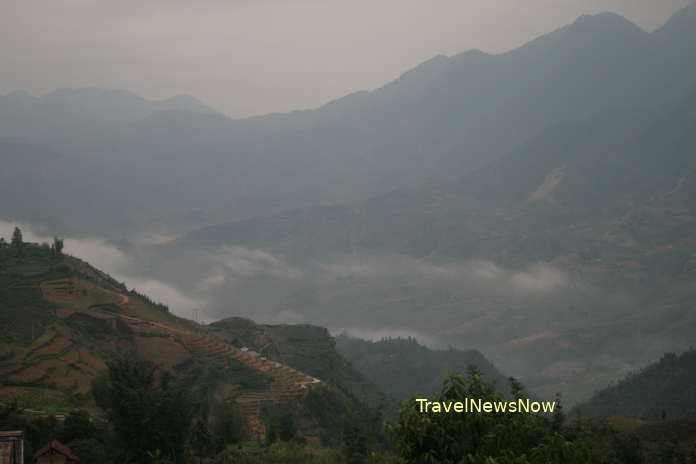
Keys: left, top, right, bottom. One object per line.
{"left": 0, "top": 241, "right": 380, "bottom": 443}
{"left": 574, "top": 350, "right": 696, "bottom": 419}
{"left": 334, "top": 335, "right": 510, "bottom": 401}
{"left": 207, "top": 317, "right": 391, "bottom": 411}
{"left": 184, "top": 85, "right": 696, "bottom": 262}
{"left": 0, "top": 140, "right": 146, "bottom": 231}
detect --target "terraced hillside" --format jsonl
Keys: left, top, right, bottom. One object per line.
{"left": 208, "top": 317, "right": 391, "bottom": 411}
{"left": 176, "top": 332, "right": 321, "bottom": 439}
{"left": 0, "top": 241, "right": 367, "bottom": 442}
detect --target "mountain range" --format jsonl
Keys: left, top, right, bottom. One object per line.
{"left": 168, "top": 65, "right": 696, "bottom": 405}
{"left": 3, "top": 2, "right": 696, "bottom": 410}
{"left": 2, "top": 4, "right": 696, "bottom": 236}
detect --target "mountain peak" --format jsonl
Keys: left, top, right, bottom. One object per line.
{"left": 45, "top": 87, "right": 124, "bottom": 99}
{"left": 7, "top": 89, "right": 34, "bottom": 98}
{"left": 3, "top": 89, "right": 37, "bottom": 103}
{"left": 567, "top": 11, "right": 645, "bottom": 35}
{"left": 654, "top": 1, "right": 696, "bottom": 39}
{"left": 509, "top": 11, "right": 647, "bottom": 58}
{"left": 162, "top": 94, "right": 217, "bottom": 114}
{"left": 34, "top": 87, "right": 218, "bottom": 119}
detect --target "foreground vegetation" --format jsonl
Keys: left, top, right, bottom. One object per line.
{"left": 5, "top": 357, "right": 696, "bottom": 464}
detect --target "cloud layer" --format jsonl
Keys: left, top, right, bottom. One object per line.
{"left": 0, "top": 219, "right": 610, "bottom": 345}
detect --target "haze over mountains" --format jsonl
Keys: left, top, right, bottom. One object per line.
{"left": 3, "top": 3, "right": 696, "bottom": 408}
{"left": 148, "top": 4, "right": 696, "bottom": 404}
{"left": 156, "top": 80, "right": 696, "bottom": 404}
{"left": 2, "top": 3, "right": 696, "bottom": 237}
{"left": 7, "top": 4, "right": 696, "bottom": 462}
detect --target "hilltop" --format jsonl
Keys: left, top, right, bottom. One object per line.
{"left": 0, "top": 238, "right": 381, "bottom": 444}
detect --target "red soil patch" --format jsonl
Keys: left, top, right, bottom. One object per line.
{"left": 0, "top": 363, "right": 23, "bottom": 376}
{"left": 7, "top": 365, "right": 45, "bottom": 383}
{"left": 134, "top": 337, "right": 191, "bottom": 368}
{"left": 76, "top": 347, "right": 107, "bottom": 373}
{"left": 36, "top": 326, "right": 73, "bottom": 356}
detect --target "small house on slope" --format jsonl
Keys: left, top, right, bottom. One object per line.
{"left": 33, "top": 441, "right": 79, "bottom": 463}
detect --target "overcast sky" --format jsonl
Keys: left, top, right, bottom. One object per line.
{"left": 1, "top": 0, "right": 692, "bottom": 117}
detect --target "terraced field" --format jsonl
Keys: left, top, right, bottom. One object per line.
{"left": 178, "top": 333, "right": 321, "bottom": 439}
{"left": 0, "top": 249, "right": 337, "bottom": 441}
{"left": 3, "top": 273, "right": 324, "bottom": 440}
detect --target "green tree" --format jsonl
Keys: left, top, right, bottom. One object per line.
{"left": 189, "top": 417, "right": 214, "bottom": 458}
{"left": 68, "top": 439, "right": 110, "bottom": 464}
{"left": 59, "top": 409, "right": 97, "bottom": 444}
{"left": 389, "top": 367, "right": 591, "bottom": 464}
{"left": 53, "top": 236, "right": 64, "bottom": 254}
{"left": 342, "top": 414, "right": 371, "bottom": 464}
{"left": 278, "top": 406, "right": 296, "bottom": 442}
{"left": 551, "top": 392, "right": 565, "bottom": 432}
{"left": 92, "top": 355, "right": 200, "bottom": 464}
{"left": 11, "top": 226, "right": 22, "bottom": 246}
{"left": 210, "top": 401, "right": 246, "bottom": 452}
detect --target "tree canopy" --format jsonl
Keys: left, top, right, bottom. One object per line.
{"left": 92, "top": 355, "right": 200, "bottom": 464}
{"left": 388, "top": 367, "right": 590, "bottom": 464}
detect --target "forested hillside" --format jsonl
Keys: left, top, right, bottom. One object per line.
{"left": 575, "top": 350, "right": 696, "bottom": 419}
{"left": 335, "top": 335, "right": 508, "bottom": 401}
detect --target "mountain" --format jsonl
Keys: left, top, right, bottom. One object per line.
{"left": 575, "top": 350, "right": 696, "bottom": 419}
{"left": 334, "top": 334, "right": 509, "bottom": 401}
{"left": 0, "top": 88, "right": 216, "bottom": 152}
{"left": 0, "top": 240, "right": 382, "bottom": 444}
{"left": 0, "top": 87, "right": 215, "bottom": 125}
{"left": 3, "top": 5, "right": 696, "bottom": 236}
{"left": 0, "top": 140, "right": 146, "bottom": 231}
{"left": 171, "top": 84, "right": 696, "bottom": 405}
{"left": 182, "top": 86, "right": 696, "bottom": 260}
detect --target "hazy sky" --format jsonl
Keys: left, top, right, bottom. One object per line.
{"left": 1, "top": 0, "right": 692, "bottom": 117}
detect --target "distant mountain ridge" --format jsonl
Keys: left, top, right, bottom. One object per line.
{"left": 2, "top": 4, "right": 696, "bottom": 235}
{"left": 1, "top": 87, "right": 216, "bottom": 122}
